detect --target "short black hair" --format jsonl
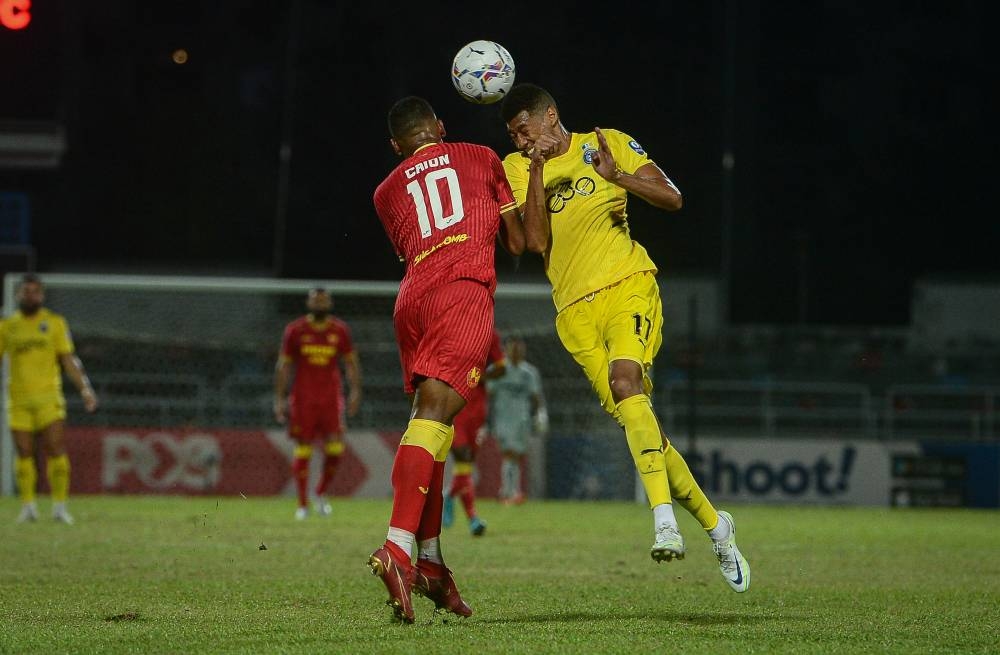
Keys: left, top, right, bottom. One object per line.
{"left": 18, "top": 273, "right": 41, "bottom": 289}
{"left": 500, "top": 84, "right": 557, "bottom": 124}
{"left": 387, "top": 96, "right": 437, "bottom": 140}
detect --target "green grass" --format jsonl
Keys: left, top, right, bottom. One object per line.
{"left": 0, "top": 496, "right": 998, "bottom": 654}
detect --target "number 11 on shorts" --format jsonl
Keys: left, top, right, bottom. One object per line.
{"left": 632, "top": 312, "right": 651, "bottom": 341}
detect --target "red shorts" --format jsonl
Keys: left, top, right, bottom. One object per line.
{"left": 288, "top": 397, "right": 344, "bottom": 442}
{"left": 452, "top": 390, "right": 487, "bottom": 451}
{"left": 394, "top": 280, "right": 494, "bottom": 403}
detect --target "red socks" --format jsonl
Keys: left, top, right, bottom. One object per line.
{"left": 388, "top": 444, "right": 436, "bottom": 533}
{"left": 416, "top": 460, "right": 446, "bottom": 542}
{"left": 449, "top": 472, "right": 477, "bottom": 519}
{"left": 292, "top": 456, "right": 310, "bottom": 508}
{"left": 315, "top": 453, "right": 340, "bottom": 497}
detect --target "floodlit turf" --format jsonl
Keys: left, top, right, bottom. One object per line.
{"left": 0, "top": 496, "right": 998, "bottom": 654}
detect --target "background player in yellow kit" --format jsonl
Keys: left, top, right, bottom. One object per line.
{"left": 1, "top": 275, "right": 98, "bottom": 524}
{"left": 500, "top": 84, "right": 750, "bottom": 592}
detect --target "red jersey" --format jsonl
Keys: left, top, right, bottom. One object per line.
{"left": 373, "top": 141, "right": 517, "bottom": 310}
{"left": 280, "top": 316, "right": 354, "bottom": 403}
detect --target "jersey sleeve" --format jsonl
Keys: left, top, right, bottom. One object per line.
{"left": 491, "top": 150, "right": 517, "bottom": 213}
{"left": 54, "top": 317, "right": 75, "bottom": 355}
{"left": 501, "top": 153, "right": 529, "bottom": 208}
{"left": 607, "top": 129, "right": 652, "bottom": 176}
{"left": 0, "top": 320, "right": 5, "bottom": 356}
{"left": 280, "top": 323, "right": 297, "bottom": 362}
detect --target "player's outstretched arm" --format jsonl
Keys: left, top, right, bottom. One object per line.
{"left": 59, "top": 353, "right": 98, "bottom": 413}
{"left": 273, "top": 358, "right": 292, "bottom": 423}
{"left": 591, "top": 127, "right": 682, "bottom": 212}
{"left": 498, "top": 207, "right": 526, "bottom": 255}
{"left": 345, "top": 352, "right": 363, "bottom": 417}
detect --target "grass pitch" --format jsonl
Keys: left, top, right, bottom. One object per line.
{"left": 0, "top": 495, "right": 997, "bottom": 654}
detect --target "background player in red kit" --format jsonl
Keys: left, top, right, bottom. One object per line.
{"left": 369, "top": 96, "right": 528, "bottom": 623}
{"left": 443, "top": 328, "right": 506, "bottom": 536}
{"left": 274, "top": 288, "right": 362, "bottom": 520}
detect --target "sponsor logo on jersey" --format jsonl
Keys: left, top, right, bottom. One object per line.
{"left": 413, "top": 233, "right": 469, "bottom": 265}
{"left": 301, "top": 343, "right": 337, "bottom": 366}
{"left": 546, "top": 177, "right": 597, "bottom": 213}
{"left": 628, "top": 140, "right": 645, "bottom": 155}
{"left": 13, "top": 338, "right": 47, "bottom": 354}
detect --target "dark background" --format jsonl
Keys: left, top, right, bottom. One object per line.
{"left": 1, "top": 0, "right": 996, "bottom": 324}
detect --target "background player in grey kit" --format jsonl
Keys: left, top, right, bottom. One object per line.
{"left": 488, "top": 335, "right": 546, "bottom": 504}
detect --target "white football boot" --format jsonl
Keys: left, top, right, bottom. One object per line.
{"left": 52, "top": 502, "right": 75, "bottom": 525}
{"left": 713, "top": 511, "right": 750, "bottom": 592}
{"left": 313, "top": 498, "right": 332, "bottom": 517}
{"left": 651, "top": 524, "right": 686, "bottom": 562}
{"left": 16, "top": 502, "right": 39, "bottom": 523}
{"left": 294, "top": 506, "right": 308, "bottom": 521}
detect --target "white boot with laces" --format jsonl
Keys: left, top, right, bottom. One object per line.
{"left": 712, "top": 511, "right": 750, "bottom": 593}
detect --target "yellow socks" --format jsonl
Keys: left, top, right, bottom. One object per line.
{"left": 46, "top": 454, "right": 71, "bottom": 503}
{"left": 616, "top": 395, "right": 670, "bottom": 507}
{"left": 663, "top": 444, "right": 719, "bottom": 531}
{"left": 15, "top": 456, "right": 37, "bottom": 504}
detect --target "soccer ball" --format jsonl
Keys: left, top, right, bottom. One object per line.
{"left": 451, "top": 40, "right": 515, "bottom": 105}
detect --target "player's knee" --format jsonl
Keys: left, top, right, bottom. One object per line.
{"left": 41, "top": 438, "right": 66, "bottom": 458}
{"left": 609, "top": 360, "right": 644, "bottom": 403}
{"left": 609, "top": 375, "right": 643, "bottom": 403}
{"left": 413, "top": 381, "right": 465, "bottom": 424}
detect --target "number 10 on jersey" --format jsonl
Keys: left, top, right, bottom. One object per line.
{"left": 405, "top": 168, "right": 466, "bottom": 238}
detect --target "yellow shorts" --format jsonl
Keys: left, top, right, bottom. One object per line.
{"left": 555, "top": 271, "right": 663, "bottom": 415}
{"left": 8, "top": 395, "right": 67, "bottom": 433}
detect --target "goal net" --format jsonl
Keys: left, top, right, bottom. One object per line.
{"left": 1, "top": 273, "right": 642, "bottom": 501}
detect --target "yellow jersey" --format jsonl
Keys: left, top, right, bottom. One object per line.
{"left": 0, "top": 308, "right": 74, "bottom": 401}
{"left": 502, "top": 129, "right": 658, "bottom": 311}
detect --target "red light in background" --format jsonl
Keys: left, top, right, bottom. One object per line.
{"left": 0, "top": 0, "right": 31, "bottom": 30}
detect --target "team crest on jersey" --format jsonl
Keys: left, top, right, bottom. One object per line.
{"left": 581, "top": 143, "right": 597, "bottom": 165}
{"left": 467, "top": 366, "right": 482, "bottom": 388}
{"left": 38, "top": 322, "right": 48, "bottom": 333}
{"left": 301, "top": 334, "right": 313, "bottom": 343}
{"left": 326, "top": 333, "right": 338, "bottom": 343}
{"left": 628, "top": 140, "right": 645, "bottom": 155}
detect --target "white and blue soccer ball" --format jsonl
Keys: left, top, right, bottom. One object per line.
{"left": 450, "top": 40, "right": 515, "bottom": 105}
